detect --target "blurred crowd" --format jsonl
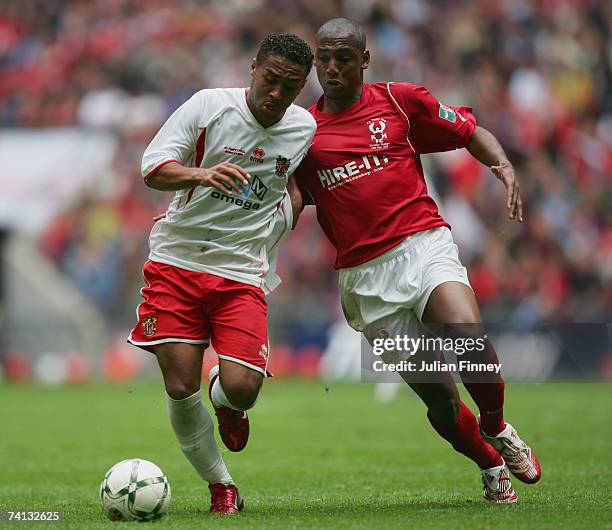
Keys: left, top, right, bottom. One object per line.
{"left": 1, "top": 0, "right": 610, "bottom": 357}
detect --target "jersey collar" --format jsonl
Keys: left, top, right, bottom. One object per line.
{"left": 241, "top": 88, "right": 292, "bottom": 131}
{"left": 313, "top": 83, "right": 370, "bottom": 120}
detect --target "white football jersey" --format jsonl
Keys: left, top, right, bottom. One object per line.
{"left": 142, "top": 88, "right": 316, "bottom": 293}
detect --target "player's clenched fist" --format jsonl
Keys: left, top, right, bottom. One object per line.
{"left": 198, "top": 163, "right": 251, "bottom": 195}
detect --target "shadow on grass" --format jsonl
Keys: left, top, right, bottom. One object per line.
{"left": 175, "top": 494, "right": 518, "bottom": 520}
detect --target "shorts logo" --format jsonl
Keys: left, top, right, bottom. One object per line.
{"left": 368, "top": 117, "right": 389, "bottom": 150}
{"left": 141, "top": 316, "right": 158, "bottom": 337}
{"left": 258, "top": 343, "right": 269, "bottom": 360}
{"left": 250, "top": 147, "right": 265, "bottom": 163}
{"left": 274, "top": 155, "right": 291, "bottom": 178}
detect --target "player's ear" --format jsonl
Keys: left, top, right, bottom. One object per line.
{"left": 361, "top": 50, "right": 370, "bottom": 70}
{"left": 250, "top": 57, "right": 257, "bottom": 78}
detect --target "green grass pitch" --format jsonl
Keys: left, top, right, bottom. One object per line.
{"left": 1, "top": 380, "right": 611, "bottom": 529}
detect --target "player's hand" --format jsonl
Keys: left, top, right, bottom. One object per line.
{"left": 491, "top": 162, "right": 523, "bottom": 222}
{"left": 199, "top": 163, "right": 251, "bottom": 195}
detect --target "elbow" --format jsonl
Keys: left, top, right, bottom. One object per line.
{"left": 142, "top": 159, "right": 179, "bottom": 189}
{"left": 143, "top": 173, "right": 159, "bottom": 189}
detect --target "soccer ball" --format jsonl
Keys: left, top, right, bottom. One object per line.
{"left": 99, "top": 459, "right": 171, "bottom": 521}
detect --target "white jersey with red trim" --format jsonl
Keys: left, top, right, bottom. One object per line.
{"left": 142, "top": 87, "right": 316, "bottom": 293}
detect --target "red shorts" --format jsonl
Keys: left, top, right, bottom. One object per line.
{"left": 128, "top": 260, "right": 270, "bottom": 375}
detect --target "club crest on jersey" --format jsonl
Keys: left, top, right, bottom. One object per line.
{"left": 275, "top": 155, "right": 291, "bottom": 178}
{"left": 250, "top": 147, "right": 265, "bottom": 163}
{"left": 367, "top": 117, "right": 389, "bottom": 150}
{"left": 141, "top": 316, "right": 158, "bottom": 337}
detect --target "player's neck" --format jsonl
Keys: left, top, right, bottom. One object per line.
{"left": 322, "top": 85, "right": 363, "bottom": 114}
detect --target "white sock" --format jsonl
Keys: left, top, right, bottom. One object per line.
{"left": 166, "top": 390, "right": 234, "bottom": 486}
{"left": 210, "top": 377, "right": 243, "bottom": 411}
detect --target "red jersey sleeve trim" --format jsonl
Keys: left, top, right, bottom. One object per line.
{"left": 143, "top": 159, "right": 179, "bottom": 183}
{"left": 194, "top": 128, "right": 207, "bottom": 167}
{"left": 386, "top": 82, "right": 417, "bottom": 155}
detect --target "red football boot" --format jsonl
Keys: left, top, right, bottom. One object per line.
{"left": 209, "top": 483, "right": 244, "bottom": 514}
{"left": 208, "top": 365, "right": 250, "bottom": 452}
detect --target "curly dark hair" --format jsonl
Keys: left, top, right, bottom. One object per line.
{"left": 256, "top": 33, "right": 314, "bottom": 74}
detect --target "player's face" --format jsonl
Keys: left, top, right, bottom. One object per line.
{"left": 248, "top": 55, "right": 308, "bottom": 127}
{"left": 315, "top": 37, "right": 369, "bottom": 101}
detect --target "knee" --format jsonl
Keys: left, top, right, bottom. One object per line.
{"left": 221, "top": 371, "right": 263, "bottom": 410}
{"left": 428, "top": 397, "right": 461, "bottom": 426}
{"left": 165, "top": 380, "right": 201, "bottom": 401}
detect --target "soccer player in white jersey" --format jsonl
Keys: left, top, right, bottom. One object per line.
{"left": 127, "top": 34, "right": 316, "bottom": 515}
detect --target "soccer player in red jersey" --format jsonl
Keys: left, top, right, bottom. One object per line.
{"left": 294, "top": 18, "right": 540, "bottom": 503}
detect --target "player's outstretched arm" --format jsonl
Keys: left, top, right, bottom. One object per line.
{"left": 146, "top": 161, "right": 251, "bottom": 194}
{"left": 466, "top": 126, "right": 523, "bottom": 222}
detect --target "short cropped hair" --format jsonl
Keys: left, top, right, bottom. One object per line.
{"left": 316, "top": 18, "right": 366, "bottom": 51}
{"left": 256, "top": 33, "right": 314, "bottom": 74}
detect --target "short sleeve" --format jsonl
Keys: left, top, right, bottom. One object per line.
{"left": 141, "top": 91, "right": 206, "bottom": 179}
{"left": 388, "top": 82, "right": 476, "bottom": 154}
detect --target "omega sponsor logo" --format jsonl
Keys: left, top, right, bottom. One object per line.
{"left": 209, "top": 174, "right": 268, "bottom": 210}
{"left": 210, "top": 191, "right": 260, "bottom": 210}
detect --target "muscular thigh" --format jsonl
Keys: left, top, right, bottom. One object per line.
{"left": 155, "top": 342, "right": 204, "bottom": 397}
{"left": 422, "top": 281, "right": 481, "bottom": 325}
{"left": 206, "top": 278, "right": 270, "bottom": 376}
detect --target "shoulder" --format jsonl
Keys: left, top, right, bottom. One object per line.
{"left": 387, "top": 82, "right": 438, "bottom": 105}
{"left": 384, "top": 82, "right": 427, "bottom": 99}
{"left": 383, "top": 82, "right": 437, "bottom": 115}
{"left": 361, "top": 82, "right": 426, "bottom": 109}
{"left": 288, "top": 104, "right": 317, "bottom": 133}
{"left": 185, "top": 88, "right": 245, "bottom": 125}
{"left": 191, "top": 87, "right": 244, "bottom": 106}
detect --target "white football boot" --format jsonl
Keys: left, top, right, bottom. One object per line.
{"left": 481, "top": 461, "right": 518, "bottom": 504}
{"left": 480, "top": 420, "right": 541, "bottom": 484}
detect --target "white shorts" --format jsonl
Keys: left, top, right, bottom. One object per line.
{"left": 339, "top": 227, "right": 472, "bottom": 343}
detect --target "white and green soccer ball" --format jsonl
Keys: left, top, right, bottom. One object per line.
{"left": 99, "top": 459, "right": 171, "bottom": 521}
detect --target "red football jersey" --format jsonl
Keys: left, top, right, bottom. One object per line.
{"left": 295, "top": 82, "right": 476, "bottom": 269}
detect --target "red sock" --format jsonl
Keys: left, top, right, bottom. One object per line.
{"left": 427, "top": 401, "right": 502, "bottom": 469}
{"left": 464, "top": 379, "right": 506, "bottom": 437}
{"left": 461, "top": 340, "right": 506, "bottom": 436}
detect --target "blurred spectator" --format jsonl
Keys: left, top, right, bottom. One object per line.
{"left": 0, "top": 0, "right": 609, "bottom": 354}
